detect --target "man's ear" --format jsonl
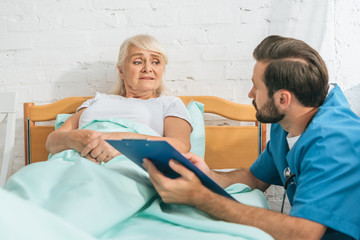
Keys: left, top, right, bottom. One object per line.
{"left": 275, "top": 90, "right": 292, "bottom": 110}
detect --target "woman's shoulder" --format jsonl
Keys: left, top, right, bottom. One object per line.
{"left": 156, "top": 95, "right": 184, "bottom": 105}
{"left": 158, "top": 95, "right": 181, "bottom": 102}
{"left": 94, "top": 92, "right": 125, "bottom": 100}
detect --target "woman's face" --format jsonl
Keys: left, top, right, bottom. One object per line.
{"left": 119, "top": 45, "right": 165, "bottom": 99}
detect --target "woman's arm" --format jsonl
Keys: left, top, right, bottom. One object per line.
{"left": 47, "top": 106, "right": 191, "bottom": 163}
{"left": 45, "top": 109, "right": 102, "bottom": 155}
{"left": 162, "top": 116, "right": 192, "bottom": 152}
{"left": 80, "top": 116, "right": 192, "bottom": 162}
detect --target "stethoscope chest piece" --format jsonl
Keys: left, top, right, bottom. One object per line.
{"left": 281, "top": 167, "right": 296, "bottom": 213}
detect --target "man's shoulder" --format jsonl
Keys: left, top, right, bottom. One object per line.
{"left": 269, "top": 123, "right": 286, "bottom": 135}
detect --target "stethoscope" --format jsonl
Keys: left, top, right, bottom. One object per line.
{"left": 281, "top": 167, "right": 296, "bottom": 213}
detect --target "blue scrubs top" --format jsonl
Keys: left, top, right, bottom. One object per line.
{"left": 250, "top": 85, "right": 360, "bottom": 240}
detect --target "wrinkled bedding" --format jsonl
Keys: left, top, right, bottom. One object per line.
{"left": 1, "top": 119, "right": 273, "bottom": 240}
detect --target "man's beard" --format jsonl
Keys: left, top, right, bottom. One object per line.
{"left": 253, "top": 97, "right": 285, "bottom": 123}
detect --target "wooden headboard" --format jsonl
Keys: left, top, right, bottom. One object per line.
{"left": 24, "top": 96, "right": 266, "bottom": 169}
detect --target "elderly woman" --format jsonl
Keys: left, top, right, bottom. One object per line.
{"left": 46, "top": 34, "right": 192, "bottom": 164}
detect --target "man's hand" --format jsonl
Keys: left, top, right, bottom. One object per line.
{"left": 143, "top": 158, "right": 210, "bottom": 205}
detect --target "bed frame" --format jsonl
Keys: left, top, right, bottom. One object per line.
{"left": 24, "top": 96, "right": 266, "bottom": 169}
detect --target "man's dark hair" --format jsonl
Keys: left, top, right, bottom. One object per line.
{"left": 253, "top": 35, "right": 329, "bottom": 107}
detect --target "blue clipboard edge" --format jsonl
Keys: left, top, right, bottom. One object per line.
{"left": 106, "top": 139, "right": 236, "bottom": 201}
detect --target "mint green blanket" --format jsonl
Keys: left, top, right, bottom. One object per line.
{"left": 1, "top": 119, "right": 273, "bottom": 240}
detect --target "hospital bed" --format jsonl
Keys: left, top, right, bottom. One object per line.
{"left": 0, "top": 95, "right": 274, "bottom": 240}
{"left": 23, "top": 96, "right": 266, "bottom": 169}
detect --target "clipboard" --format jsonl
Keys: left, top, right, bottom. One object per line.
{"left": 106, "top": 139, "right": 235, "bottom": 201}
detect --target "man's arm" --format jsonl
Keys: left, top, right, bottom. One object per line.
{"left": 210, "top": 168, "right": 270, "bottom": 191}
{"left": 143, "top": 158, "right": 327, "bottom": 240}
{"left": 180, "top": 152, "right": 270, "bottom": 191}
{"left": 194, "top": 186, "right": 326, "bottom": 240}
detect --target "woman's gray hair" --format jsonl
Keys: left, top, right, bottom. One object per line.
{"left": 112, "top": 34, "right": 168, "bottom": 96}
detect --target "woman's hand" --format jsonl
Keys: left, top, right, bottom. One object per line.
{"left": 181, "top": 152, "right": 224, "bottom": 184}
{"left": 67, "top": 129, "right": 102, "bottom": 152}
{"left": 80, "top": 132, "right": 121, "bottom": 164}
{"left": 182, "top": 152, "right": 211, "bottom": 175}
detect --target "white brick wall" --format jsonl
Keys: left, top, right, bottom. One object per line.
{"left": 1, "top": 0, "right": 360, "bottom": 212}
